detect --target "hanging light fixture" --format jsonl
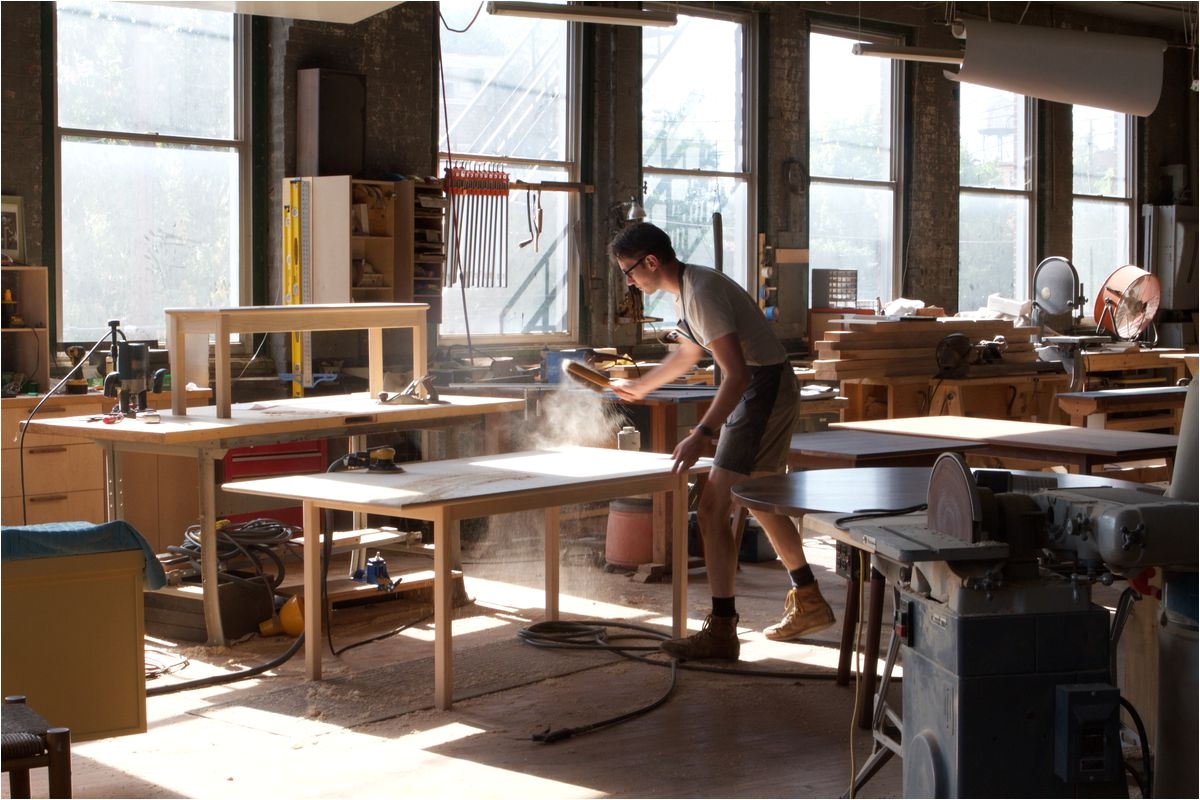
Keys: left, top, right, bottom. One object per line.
{"left": 851, "top": 43, "right": 963, "bottom": 64}
{"left": 853, "top": 19, "right": 1167, "bottom": 116}
{"left": 486, "top": 2, "right": 677, "bottom": 27}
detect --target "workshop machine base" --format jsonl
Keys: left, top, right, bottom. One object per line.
{"left": 899, "top": 589, "right": 1124, "bottom": 797}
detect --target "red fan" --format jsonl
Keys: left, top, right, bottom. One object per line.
{"left": 1093, "top": 265, "right": 1161, "bottom": 341}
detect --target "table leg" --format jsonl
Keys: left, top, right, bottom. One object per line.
{"left": 671, "top": 473, "right": 688, "bottom": 637}
{"left": 857, "top": 566, "right": 886, "bottom": 730}
{"left": 302, "top": 500, "right": 322, "bottom": 679}
{"left": 433, "top": 507, "right": 455, "bottom": 711}
{"left": 102, "top": 443, "right": 120, "bottom": 522}
{"left": 837, "top": 549, "right": 864, "bottom": 687}
{"left": 544, "top": 506, "right": 560, "bottom": 620}
{"left": 199, "top": 451, "right": 226, "bottom": 647}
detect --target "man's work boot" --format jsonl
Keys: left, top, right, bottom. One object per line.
{"left": 763, "top": 584, "right": 835, "bottom": 641}
{"left": 660, "top": 614, "right": 740, "bottom": 661}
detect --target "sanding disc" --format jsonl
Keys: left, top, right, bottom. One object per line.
{"left": 927, "top": 452, "right": 983, "bottom": 544}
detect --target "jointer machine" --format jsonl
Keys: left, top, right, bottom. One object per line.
{"left": 828, "top": 433, "right": 1197, "bottom": 797}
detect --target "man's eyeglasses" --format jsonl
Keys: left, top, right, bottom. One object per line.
{"left": 621, "top": 255, "right": 648, "bottom": 277}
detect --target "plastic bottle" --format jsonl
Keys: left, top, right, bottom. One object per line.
{"left": 617, "top": 425, "right": 641, "bottom": 451}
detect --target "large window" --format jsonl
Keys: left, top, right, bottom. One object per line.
{"left": 437, "top": 7, "right": 576, "bottom": 340}
{"left": 808, "top": 29, "right": 901, "bottom": 309}
{"left": 56, "top": 1, "right": 248, "bottom": 345}
{"left": 958, "top": 83, "right": 1034, "bottom": 313}
{"left": 1072, "top": 105, "right": 1134, "bottom": 305}
{"left": 640, "top": 8, "right": 753, "bottom": 328}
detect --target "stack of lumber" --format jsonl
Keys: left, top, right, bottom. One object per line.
{"left": 813, "top": 316, "right": 1043, "bottom": 380}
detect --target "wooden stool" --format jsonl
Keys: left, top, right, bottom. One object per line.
{"left": 1, "top": 696, "right": 71, "bottom": 799}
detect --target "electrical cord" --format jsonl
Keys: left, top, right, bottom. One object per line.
{"left": 515, "top": 618, "right": 843, "bottom": 744}
{"left": 319, "top": 452, "right": 434, "bottom": 657}
{"left": 146, "top": 633, "right": 306, "bottom": 697}
{"left": 166, "top": 517, "right": 300, "bottom": 617}
{"left": 1120, "top": 695, "right": 1153, "bottom": 798}
{"left": 846, "top": 552, "right": 867, "bottom": 798}
{"left": 145, "top": 648, "right": 190, "bottom": 681}
{"left": 834, "top": 504, "right": 927, "bottom": 527}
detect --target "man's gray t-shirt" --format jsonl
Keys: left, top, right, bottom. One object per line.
{"left": 675, "top": 263, "right": 786, "bottom": 366}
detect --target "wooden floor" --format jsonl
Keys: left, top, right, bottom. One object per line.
{"left": 19, "top": 517, "right": 906, "bottom": 799}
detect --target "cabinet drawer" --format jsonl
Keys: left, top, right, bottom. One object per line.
{"left": 223, "top": 440, "right": 329, "bottom": 479}
{"left": 2, "top": 443, "right": 105, "bottom": 498}
{"left": 1, "top": 489, "right": 105, "bottom": 526}
{"left": 2, "top": 403, "right": 97, "bottom": 449}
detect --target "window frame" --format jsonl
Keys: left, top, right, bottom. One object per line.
{"left": 1070, "top": 106, "right": 1136, "bottom": 302}
{"left": 638, "top": 3, "right": 758, "bottom": 333}
{"left": 52, "top": 6, "right": 253, "bottom": 347}
{"left": 807, "top": 23, "right": 905, "bottom": 308}
{"left": 957, "top": 85, "right": 1037, "bottom": 313}
{"left": 435, "top": 12, "right": 583, "bottom": 346}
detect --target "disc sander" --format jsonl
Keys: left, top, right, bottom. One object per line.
{"left": 927, "top": 452, "right": 984, "bottom": 543}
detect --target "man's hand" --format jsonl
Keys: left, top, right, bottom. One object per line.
{"left": 609, "top": 377, "right": 650, "bottom": 402}
{"left": 671, "top": 428, "right": 708, "bottom": 473}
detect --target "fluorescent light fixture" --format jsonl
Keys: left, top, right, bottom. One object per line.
{"left": 129, "top": 1, "right": 402, "bottom": 24}
{"left": 852, "top": 42, "right": 964, "bottom": 65}
{"left": 486, "top": 1, "right": 677, "bottom": 27}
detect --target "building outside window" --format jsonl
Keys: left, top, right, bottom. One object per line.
{"left": 958, "top": 83, "right": 1034, "bottom": 314}
{"left": 1072, "top": 104, "right": 1134, "bottom": 309}
{"left": 56, "top": 0, "right": 248, "bottom": 345}
{"left": 808, "top": 28, "right": 901, "bottom": 310}
{"left": 640, "top": 8, "right": 754, "bottom": 330}
{"left": 437, "top": 7, "right": 577, "bottom": 341}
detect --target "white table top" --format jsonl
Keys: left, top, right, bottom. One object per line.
{"left": 22, "top": 393, "right": 525, "bottom": 447}
{"left": 223, "top": 446, "right": 707, "bottom": 512}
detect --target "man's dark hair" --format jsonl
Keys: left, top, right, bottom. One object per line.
{"left": 608, "top": 222, "right": 677, "bottom": 264}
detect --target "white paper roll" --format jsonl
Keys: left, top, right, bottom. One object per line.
{"left": 947, "top": 20, "right": 1166, "bottom": 116}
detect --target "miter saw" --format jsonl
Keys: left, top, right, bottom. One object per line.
{"left": 845, "top": 451, "right": 1198, "bottom": 798}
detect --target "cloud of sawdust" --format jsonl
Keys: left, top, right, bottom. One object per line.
{"left": 514, "top": 384, "right": 628, "bottom": 450}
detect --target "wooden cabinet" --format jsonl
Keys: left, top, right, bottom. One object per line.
{"left": 3, "top": 395, "right": 107, "bottom": 526}
{"left": 1, "top": 265, "right": 51, "bottom": 395}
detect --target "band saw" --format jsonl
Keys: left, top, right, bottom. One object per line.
{"left": 837, "top": 450, "right": 1198, "bottom": 798}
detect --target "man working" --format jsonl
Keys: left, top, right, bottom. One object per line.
{"left": 608, "top": 222, "right": 835, "bottom": 660}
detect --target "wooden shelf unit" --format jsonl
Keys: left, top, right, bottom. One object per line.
{"left": 283, "top": 176, "right": 446, "bottom": 325}
{"left": 1, "top": 265, "right": 51, "bottom": 394}
{"left": 408, "top": 180, "right": 447, "bottom": 324}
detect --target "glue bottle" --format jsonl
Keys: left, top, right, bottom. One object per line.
{"left": 617, "top": 425, "right": 641, "bottom": 452}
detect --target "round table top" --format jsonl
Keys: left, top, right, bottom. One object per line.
{"left": 731, "top": 466, "right": 1160, "bottom": 516}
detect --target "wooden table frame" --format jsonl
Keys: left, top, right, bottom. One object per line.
{"left": 166, "top": 303, "right": 429, "bottom": 418}
{"left": 833, "top": 415, "right": 1178, "bottom": 477}
{"left": 786, "top": 429, "right": 986, "bottom": 470}
{"left": 223, "top": 447, "right": 705, "bottom": 709}
{"left": 23, "top": 393, "right": 524, "bottom": 645}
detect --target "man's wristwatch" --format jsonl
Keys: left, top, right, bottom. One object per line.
{"left": 694, "top": 423, "right": 716, "bottom": 438}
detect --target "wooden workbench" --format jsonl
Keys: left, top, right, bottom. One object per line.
{"left": 1056, "top": 385, "right": 1189, "bottom": 431}
{"left": 23, "top": 392, "right": 525, "bottom": 645}
{"left": 1079, "top": 346, "right": 1189, "bottom": 389}
{"left": 223, "top": 446, "right": 707, "bottom": 709}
